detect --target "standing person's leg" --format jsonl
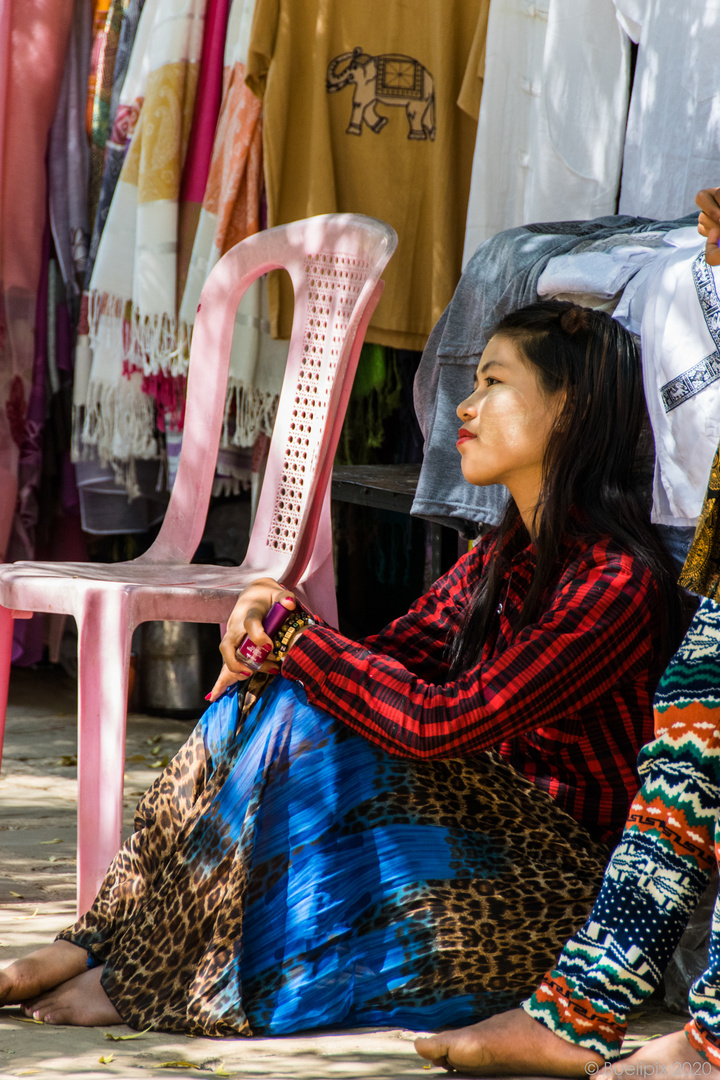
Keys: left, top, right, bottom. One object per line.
{"left": 417, "top": 596, "right": 720, "bottom": 1074}
{"left": 680, "top": 845, "right": 720, "bottom": 1064}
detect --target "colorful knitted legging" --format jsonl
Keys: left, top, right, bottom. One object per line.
{"left": 523, "top": 596, "right": 720, "bottom": 1063}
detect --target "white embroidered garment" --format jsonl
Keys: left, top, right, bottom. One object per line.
{"left": 178, "top": 0, "right": 287, "bottom": 450}
{"left": 84, "top": 0, "right": 205, "bottom": 471}
{"left": 614, "top": 0, "right": 720, "bottom": 220}
{"left": 640, "top": 241, "right": 720, "bottom": 527}
{"left": 462, "top": 0, "right": 630, "bottom": 264}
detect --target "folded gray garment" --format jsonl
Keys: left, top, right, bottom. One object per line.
{"left": 412, "top": 212, "right": 700, "bottom": 534}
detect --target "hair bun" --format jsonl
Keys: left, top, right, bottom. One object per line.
{"left": 559, "top": 305, "right": 591, "bottom": 335}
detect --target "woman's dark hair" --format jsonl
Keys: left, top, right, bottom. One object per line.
{"left": 447, "top": 299, "right": 682, "bottom": 677}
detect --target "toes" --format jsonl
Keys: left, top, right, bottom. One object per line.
{"left": 22, "top": 996, "right": 49, "bottom": 1020}
{"left": 38, "top": 1007, "right": 72, "bottom": 1026}
{"left": 415, "top": 1035, "right": 451, "bottom": 1067}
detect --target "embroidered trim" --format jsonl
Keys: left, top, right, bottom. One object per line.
{"left": 693, "top": 251, "right": 720, "bottom": 352}
{"left": 659, "top": 254, "right": 720, "bottom": 413}
{"left": 661, "top": 352, "right": 720, "bottom": 412}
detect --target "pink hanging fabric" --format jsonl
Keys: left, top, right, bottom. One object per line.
{"left": 165, "top": 0, "right": 231, "bottom": 431}
{"left": 176, "top": 0, "right": 231, "bottom": 307}
{"left": 0, "top": 0, "right": 73, "bottom": 559}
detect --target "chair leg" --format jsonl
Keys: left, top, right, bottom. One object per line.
{"left": 46, "top": 612, "right": 68, "bottom": 664}
{"left": 0, "top": 605, "right": 14, "bottom": 774}
{"left": 76, "top": 595, "right": 132, "bottom": 915}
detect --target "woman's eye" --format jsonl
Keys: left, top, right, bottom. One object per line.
{"left": 485, "top": 377, "right": 499, "bottom": 387}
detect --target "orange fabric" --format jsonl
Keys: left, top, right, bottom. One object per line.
{"left": 202, "top": 61, "right": 262, "bottom": 253}
{"left": 686, "top": 1019, "right": 720, "bottom": 1067}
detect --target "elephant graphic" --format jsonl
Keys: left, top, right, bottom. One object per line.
{"left": 326, "top": 47, "right": 436, "bottom": 140}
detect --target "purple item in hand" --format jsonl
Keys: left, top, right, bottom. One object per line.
{"left": 235, "top": 601, "right": 289, "bottom": 671}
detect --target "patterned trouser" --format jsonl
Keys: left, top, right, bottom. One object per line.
{"left": 523, "top": 596, "right": 720, "bottom": 1063}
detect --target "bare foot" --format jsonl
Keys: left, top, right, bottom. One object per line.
{"left": 22, "top": 966, "right": 121, "bottom": 1026}
{"left": 415, "top": 1008, "right": 605, "bottom": 1076}
{"left": 611, "top": 1029, "right": 720, "bottom": 1077}
{"left": 0, "top": 940, "right": 88, "bottom": 1006}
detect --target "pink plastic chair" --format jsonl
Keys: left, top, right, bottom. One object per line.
{"left": 0, "top": 213, "right": 397, "bottom": 913}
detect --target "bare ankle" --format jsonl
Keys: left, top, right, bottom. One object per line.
{"left": 1, "top": 941, "right": 89, "bottom": 1004}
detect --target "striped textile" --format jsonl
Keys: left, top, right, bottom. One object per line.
{"left": 284, "top": 520, "right": 667, "bottom": 847}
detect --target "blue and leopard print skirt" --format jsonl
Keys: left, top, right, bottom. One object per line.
{"left": 59, "top": 676, "right": 609, "bottom": 1036}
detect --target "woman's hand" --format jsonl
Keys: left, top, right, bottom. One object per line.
{"left": 206, "top": 578, "right": 297, "bottom": 702}
{"left": 696, "top": 186, "right": 720, "bottom": 266}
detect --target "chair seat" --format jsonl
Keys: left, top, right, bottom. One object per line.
{"left": 0, "top": 561, "right": 256, "bottom": 622}
{"left": 1, "top": 560, "right": 252, "bottom": 588}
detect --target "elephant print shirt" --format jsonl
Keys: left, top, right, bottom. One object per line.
{"left": 246, "top": 0, "right": 490, "bottom": 351}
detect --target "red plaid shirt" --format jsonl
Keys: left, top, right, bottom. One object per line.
{"left": 283, "top": 527, "right": 667, "bottom": 846}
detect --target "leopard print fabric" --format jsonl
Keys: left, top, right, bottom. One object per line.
{"left": 58, "top": 676, "right": 610, "bottom": 1036}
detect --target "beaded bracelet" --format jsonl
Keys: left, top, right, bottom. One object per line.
{"left": 271, "top": 611, "right": 316, "bottom": 663}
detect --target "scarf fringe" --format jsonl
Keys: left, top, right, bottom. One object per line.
{"left": 127, "top": 306, "right": 180, "bottom": 375}
{"left": 75, "top": 378, "right": 158, "bottom": 500}
{"left": 88, "top": 288, "right": 182, "bottom": 375}
{"left": 223, "top": 381, "right": 279, "bottom": 448}
{"left": 87, "top": 289, "right": 126, "bottom": 345}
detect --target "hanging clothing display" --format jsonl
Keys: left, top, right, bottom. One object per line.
{"left": 48, "top": 0, "right": 92, "bottom": 310}
{"left": 411, "top": 213, "right": 698, "bottom": 534}
{"left": 615, "top": 0, "right": 720, "bottom": 220}
{"left": 84, "top": 0, "right": 148, "bottom": 298}
{"left": 72, "top": 0, "right": 175, "bottom": 534}
{"left": 638, "top": 232, "right": 720, "bottom": 528}
{"left": 176, "top": 0, "right": 232, "bottom": 308}
{"left": 9, "top": 0, "right": 720, "bottom": 550}
{"left": 246, "top": 0, "right": 488, "bottom": 351}
{"left": 86, "top": 0, "right": 127, "bottom": 231}
{"left": 0, "top": 0, "right": 74, "bottom": 560}
{"left": 178, "top": 0, "right": 287, "bottom": 459}
{"left": 460, "top": 0, "right": 630, "bottom": 265}
{"left": 82, "top": 0, "right": 205, "bottom": 487}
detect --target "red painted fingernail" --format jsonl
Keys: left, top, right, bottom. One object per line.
{"left": 204, "top": 693, "right": 212, "bottom": 701}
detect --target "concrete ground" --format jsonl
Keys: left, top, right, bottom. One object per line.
{"left": 0, "top": 666, "right": 685, "bottom": 1079}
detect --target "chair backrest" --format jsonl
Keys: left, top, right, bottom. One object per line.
{"left": 141, "top": 214, "right": 397, "bottom": 577}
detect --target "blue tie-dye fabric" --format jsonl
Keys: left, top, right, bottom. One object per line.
{"left": 197, "top": 677, "right": 482, "bottom": 1031}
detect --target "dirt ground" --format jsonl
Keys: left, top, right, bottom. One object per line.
{"left": 0, "top": 665, "right": 685, "bottom": 1079}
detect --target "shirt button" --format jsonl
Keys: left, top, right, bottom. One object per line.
{"left": 497, "top": 603, "right": 503, "bottom": 613}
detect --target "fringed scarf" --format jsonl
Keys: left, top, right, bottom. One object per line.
{"left": 177, "top": 0, "right": 287, "bottom": 455}
{"left": 82, "top": 0, "right": 206, "bottom": 485}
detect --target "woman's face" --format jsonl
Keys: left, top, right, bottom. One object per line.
{"left": 455, "top": 334, "right": 564, "bottom": 510}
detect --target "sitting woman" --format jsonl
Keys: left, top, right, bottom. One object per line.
{"left": 0, "top": 300, "right": 681, "bottom": 1035}
{"left": 413, "top": 185, "right": 720, "bottom": 1077}
{"left": 415, "top": 595, "right": 720, "bottom": 1076}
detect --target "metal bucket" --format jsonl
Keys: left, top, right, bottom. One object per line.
{"left": 137, "top": 621, "right": 220, "bottom": 717}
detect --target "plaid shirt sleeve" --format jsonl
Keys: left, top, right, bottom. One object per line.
{"left": 281, "top": 540, "right": 661, "bottom": 759}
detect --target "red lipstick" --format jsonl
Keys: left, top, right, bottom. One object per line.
{"left": 456, "top": 427, "right": 475, "bottom": 446}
